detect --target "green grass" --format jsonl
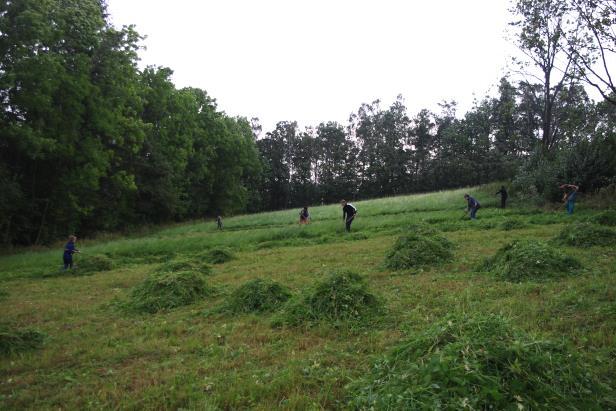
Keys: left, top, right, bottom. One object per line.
{"left": 0, "top": 183, "right": 614, "bottom": 409}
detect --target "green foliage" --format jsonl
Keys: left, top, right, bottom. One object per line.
{"left": 75, "top": 254, "right": 113, "bottom": 274}
{"left": 499, "top": 218, "right": 527, "bottom": 231}
{"left": 127, "top": 271, "right": 213, "bottom": 313}
{"left": 275, "top": 271, "right": 381, "bottom": 326}
{"left": 591, "top": 210, "right": 616, "bottom": 226}
{"left": 0, "top": 325, "right": 45, "bottom": 355}
{"left": 224, "top": 279, "right": 291, "bottom": 313}
{"left": 0, "top": 289, "right": 7, "bottom": 301}
{"left": 204, "top": 248, "right": 235, "bottom": 264}
{"left": 481, "top": 240, "right": 581, "bottom": 282}
{"left": 384, "top": 226, "right": 453, "bottom": 270}
{"left": 554, "top": 223, "right": 616, "bottom": 247}
{"left": 348, "top": 313, "right": 606, "bottom": 410}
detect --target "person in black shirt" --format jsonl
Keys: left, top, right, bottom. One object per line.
{"left": 341, "top": 200, "right": 357, "bottom": 232}
{"left": 495, "top": 186, "right": 508, "bottom": 208}
{"left": 216, "top": 215, "right": 223, "bottom": 230}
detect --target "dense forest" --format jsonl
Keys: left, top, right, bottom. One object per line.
{"left": 1, "top": 0, "right": 615, "bottom": 245}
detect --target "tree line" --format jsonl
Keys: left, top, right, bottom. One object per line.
{"left": 1, "top": 0, "right": 614, "bottom": 246}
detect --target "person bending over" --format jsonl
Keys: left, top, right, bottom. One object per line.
{"left": 464, "top": 194, "right": 481, "bottom": 220}
{"left": 341, "top": 200, "right": 357, "bottom": 232}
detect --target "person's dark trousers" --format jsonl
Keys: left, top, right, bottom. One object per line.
{"left": 501, "top": 197, "right": 506, "bottom": 208}
{"left": 63, "top": 254, "right": 73, "bottom": 270}
{"left": 470, "top": 207, "right": 478, "bottom": 220}
{"left": 345, "top": 215, "right": 355, "bottom": 232}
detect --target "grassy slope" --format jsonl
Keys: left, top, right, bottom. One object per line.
{"left": 0, "top": 183, "right": 614, "bottom": 410}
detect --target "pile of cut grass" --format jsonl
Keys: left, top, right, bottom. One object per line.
{"left": 126, "top": 270, "right": 214, "bottom": 313}
{"left": 499, "top": 218, "right": 527, "bottom": 231}
{"left": 224, "top": 279, "right": 291, "bottom": 313}
{"left": 384, "top": 224, "right": 453, "bottom": 270}
{"left": 554, "top": 222, "right": 616, "bottom": 247}
{"left": 481, "top": 239, "right": 581, "bottom": 282}
{"left": 591, "top": 210, "right": 616, "bottom": 226}
{"left": 204, "top": 248, "right": 235, "bottom": 264}
{"left": 75, "top": 254, "right": 113, "bottom": 274}
{"left": 157, "top": 258, "right": 212, "bottom": 275}
{"left": 0, "top": 325, "right": 45, "bottom": 355}
{"left": 348, "top": 313, "right": 607, "bottom": 410}
{"left": 274, "top": 271, "right": 381, "bottom": 327}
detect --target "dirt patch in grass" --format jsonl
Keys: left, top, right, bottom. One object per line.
{"left": 384, "top": 225, "right": 453, "bottom": 270}
{"left": 554, "top": 222, "right": 616, "bottom": 247}
{"left": 481, "top": 240, "right": 581, "bottom": 282}
{"left": 348, "top": 313, "right": 607, "bottom": 410}
{"left": 224, "top": 279, "right": 291, "bottom": 313}
{"left": 0, "top": 325, "right": 45, "bottom": 355}
{"left": 274, "top": 271, "right": 381, "bottom": 327}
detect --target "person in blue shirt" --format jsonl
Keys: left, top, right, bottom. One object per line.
{"left": 560, "top": 183, "right": 579, "bottom": 214}
{"left": 464, "top": 194, "right": 481, "bottom": 220}
{"left": 299, "top": 206, "right": 310, "bottom": 225}
{"left": 63, "top": 235, "right": 80, "bottom": 270}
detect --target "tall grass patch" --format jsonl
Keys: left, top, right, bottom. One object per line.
{"left": 224, "top": 279, "right": 291, "bottom": 313}
{"left": 0, "top": 325, "right": 45, "bottom": 355}
{"left": 481, "top": 240, "right": 581, "bottom": 282}
{"left": 348, "top": 313, "right": 607, "bottom": 410}
{"left": 384, "top": 225, "right": 453, "bottom": 270}
{"left": 274, "top": 271, "right": 381, "bottom": 326}
{"left": 554, "top": 222, "right": 616, "bottom": 247}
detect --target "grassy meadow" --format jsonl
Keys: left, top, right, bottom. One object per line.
{"left": 1, "top": 183, "right": 615, "bottom": 409}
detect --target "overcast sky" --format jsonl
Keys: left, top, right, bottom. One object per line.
{"left": 106, "top": 0, "right": 518, "bottom": 132}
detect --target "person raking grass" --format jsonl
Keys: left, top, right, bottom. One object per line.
{"left": 341, "top": 200, "right": 357, "bottom": 232}
{"left": 299, "top": 206, "right": 310, "bottom": 225}
{"left": 464, "top": 194, "right": 481, "bottom": 220}
{"left": 559, "top": 183, "right": 579, "bottom": 215}
{"left": 216, "top": 215, "right": 223, "bottom": 230}
{"left": 495, "top": 185, "right": 508, "bottom": 209}
{"left": 63, "top": 235, "right": 80, "bottom": 270}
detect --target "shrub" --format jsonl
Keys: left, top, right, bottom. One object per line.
{"left": 205, "top": 248, "right": 235, "bottom": 264}
{"left": 157, "top": 258, "right": 212, "bottom": 275}
{"left": 591, "top": 210, "right": 616, "bottom": 226}
{"left": 127, "top": 271, "right": 214, "bottom": 313}
{"left": 348, "top": 313, "right": 606, "bottom": 410}
{"left": 481, "top": 240, "right": 581, "bottom": 282}
{"left": 554, "top": 223, "right": 616, "bottom": 247}
{"left": 384, "top": 230, "right": 453, "bottom": 270}
{"left": 0, "top": 325, "right": 45, "bottom": 355}
{"left": 499, "top": 218, "right": 527, "bottom": 231}
{"left": 75, "top": 254, "right": 113, "bottom": 274}
{"left": 275, "top": 271, "right": 381, "bottom": 326}
{"left": 225, "top": 279, "right": 291, "bottom": 313}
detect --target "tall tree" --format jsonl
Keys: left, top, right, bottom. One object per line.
{"left": 511, "top": 0, "right": 581, "bottom": 151}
